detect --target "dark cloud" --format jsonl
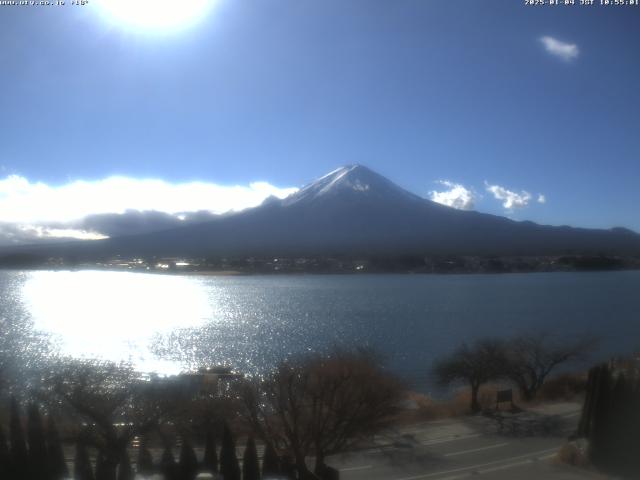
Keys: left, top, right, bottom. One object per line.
{"left": 78, "top": 210, "right": 210, "bottom": 237}
{"left": 0, "top": 210, "right": 220, "bottom": 246}
{"left": 76, "top": 210, "right": 221, "bottom": 237}
{"left": 0, "top": 223, "right": 81, "bottom": 246}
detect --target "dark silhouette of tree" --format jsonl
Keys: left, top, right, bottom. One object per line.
{"left": 116, "top": 450, "right": 134, "bottom": 480}
{"left": 50, "top": 360, "right": 165, "bottom": 480}
{"left": 261, "top": 442, "right": 280, "bottom": 478}
{"left": 578, "top": 360, "right": 640, "bottom": 477}
{"left": 434, "top": 339, "right": 506, "bottom": 413}
{"left": 280, "top": 455, "right": 296, "bottom": 480}
{"left": 9, "top": 397, "right": 29, "bottom": 480}
{"left": 202, "top": 429, "right": 218, "bottom": 474}
{"left": 589, "top": 364, "right": 613, "bottom": 467}
{"left": 315, "top": 463, "right": 340, "bottom": 480}
{"left": 503, "top": 333, "right": 594, "bottom": 401}
{"left": 74, "top": 440, "right": 95, "bottom": 480}
{"left": 95, "top": 451, "right": 108, "bottom": 480}
{"left": 0, "top": 424, "right": 9, "bottom": 480}
{"left": 46, "top": 417, "right": 69, "bottom": 480}
{"left": 27, "top": 403, "right": 48, "bottom": 480}
{"left": 242, "top": 437, "right": 259, "bottom": 480}
{"left": 577, "top": 364, "right": 599, "bottom": 439}
{"left": 241, "top": 349, "right": 403, "bottom": 478}
{"left": 220, "top": 422, "right": 241, "bottom": 480}
{"left": 178, "top": 438, "right": 199, "bottom": 480}
{"left": 160, "top": 446, "right": 177, "bottom": 480}
{"left": 136, "top": 438, "right": 154, "bottom": 477}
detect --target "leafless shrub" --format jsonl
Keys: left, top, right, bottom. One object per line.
{"left": 240, "top": 348, "right": 404, "bottom": 479}
{"left": 503, "top": 333, "right": 596, "bottom": 401}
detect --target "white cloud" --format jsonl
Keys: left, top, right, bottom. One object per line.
{"left": 0, "top": 222, "right": 108, "bottom": 246}
{"left": 0, "top": 175, "right": 297, "bottom": 243}
{"left": 429, "top": 180, "right": 476, "bottom": 211}
{"left": 540, "top": 36, "right": 579, "bottom": 61}
{"left": 537, "top": 194, "right": 546, "bottom": 204}
{"left": 485, "top": 182, "right": 533, "bottom": 210}
{"left": 22, "top": 225, "right": 108, "bottom": 241}
{"left": 0, "top": 175, "right": 298, "bottom": 224}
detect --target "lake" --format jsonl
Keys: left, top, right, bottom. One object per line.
{"left": 2, "top": 269, "right": 639, "bottom": 394}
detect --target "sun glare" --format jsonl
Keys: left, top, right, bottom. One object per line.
{"left": 97, "top": 0, "right": 216, "bottom": 32}
{"left": 22, "top": 271, "right": 214, "bottom": 374}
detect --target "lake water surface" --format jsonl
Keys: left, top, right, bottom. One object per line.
{"left": 2, "top": 270, "right": 639, "bottom": 393}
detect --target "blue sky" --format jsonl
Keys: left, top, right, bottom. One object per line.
{"left": 0, "top": 0, "right": 638, "bottom": 239}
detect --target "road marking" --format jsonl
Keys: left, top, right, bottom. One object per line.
{"left": 364, "top": 432, "right": 484, "bottom": 454}
{"left": 363, "top": 445, "right": 398, "bottom": 454}
{"left": 398, "top": 420, "right": 453, "bottom": 433}
{"left": 421, "top": 433, "right": 481, "bottom": 446}
{"left": 363, "top": 435, "right": 482, "bottom": 455}
{"left": 435, "top": 453, "right": 557, "bottom": 480}
{"left": 391, "top": 447, "right": 559, "bottom": 480}
{"left": 340, "top": 465, "right": 373, "bottom": 472}
{"left": 562, "top": 411, "right": 581, "bottom": 418}
{"left": 477, "top": 453, "right": 555, "bottom": 474}
{"left": 443, "top": 442, "right": 509, "bottom": 457}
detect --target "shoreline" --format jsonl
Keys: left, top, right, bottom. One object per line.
{"left": 1, "top": 265, "right": 639, "bottom": 277}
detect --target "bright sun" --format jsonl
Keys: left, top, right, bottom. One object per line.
{"left": 97, "top": 0, "right": 216, "bottom": 32}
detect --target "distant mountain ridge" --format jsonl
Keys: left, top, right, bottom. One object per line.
{"left": 4, "top": 165, "right": 640, "bottom": 260}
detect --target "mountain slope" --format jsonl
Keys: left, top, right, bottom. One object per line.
{"left": 7, "top": 165, "right": 640, "bottom": 259}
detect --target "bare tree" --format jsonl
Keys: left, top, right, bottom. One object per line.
{"left": 47, "top": 359, "right": 167, "bottom": 480}
{"left": 240, "top": 349, "right": 404, "bottom": 479}
{"left": 433, "top": 339, "right": 506, "bottom": 413}
{"left": 503, "top": 333, "right": 595, "bottom": 401}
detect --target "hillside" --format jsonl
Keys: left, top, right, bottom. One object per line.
{"left": 3, "top": 165, "right": 640, "bottom": 262}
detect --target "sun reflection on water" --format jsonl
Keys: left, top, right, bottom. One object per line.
{"left": 21, "top": 270, "right": 214, "bottom": 374}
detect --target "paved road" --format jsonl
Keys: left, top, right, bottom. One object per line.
{"left": 326, "top": 403, "right": 606, "bottom": 480}
{"left": 78, "top": 402, "right": 603, "bottom": 480}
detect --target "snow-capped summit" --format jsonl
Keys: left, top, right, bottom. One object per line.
{"left": 282, "top": 164, "right": 423, "bottom": 207}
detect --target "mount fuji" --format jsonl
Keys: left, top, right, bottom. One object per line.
{"left": 7, "top": 165, "right": 640, "bottom": 260}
